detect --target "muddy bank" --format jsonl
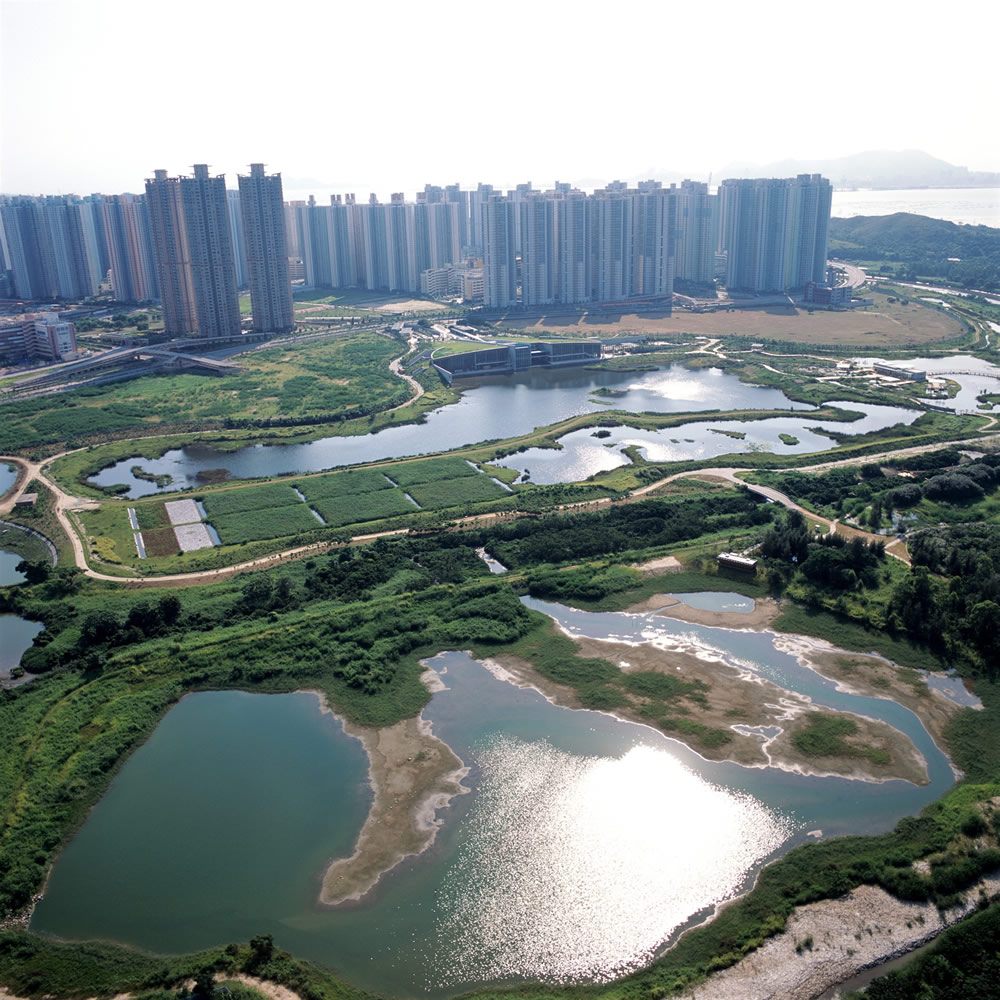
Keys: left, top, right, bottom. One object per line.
{"left": 315, "top": 684, "right": 468, "bottom": 906}
{"left": 685, "top": 875, "right": 1000, "bottom": 1000}
{"left": 777, "top": 640, "right": 967, "bottom": 768}
{"left": 485, "top": 625, "right": 929, "bottom": 785}
{"left": 629, "top": 592, "right": 782, "bottom": 629}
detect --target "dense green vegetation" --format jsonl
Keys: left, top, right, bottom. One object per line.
{"left": 384, "top": 456, "right": 480, "bottom": 486}
{"left": 829, "top": 213, "right": 1000, "bottom": 290}
{"left": 792, "top": 714, "right": 890, "bottom": 766}
{"left": 751, "top": 452, "right": 1000, "bottom": 670}
{"left": 4, "top": 423, "right": 1000, "bottom": 1000}
{"left": 212, "top": 505, "right": 322, "bottom": 544}
{"left": 407, "top": 475, "right": 508, "bottom": 509}
{"left": 311, "top": 488, "right": 417, "bottom": 528}
{"left": 0, "top": 932, "right": 373, "bottom": 1000}
{"left": 0, "top": 333, "right": 409, "bottom": 453}
{"left": 200, "top": 484, "right": 304, "bottom": 517}
{"left": 487, "top": 489, "right": 774, "bottom": 572}
{"left": 296, "top": 468, "right": 394, "bottom": 500}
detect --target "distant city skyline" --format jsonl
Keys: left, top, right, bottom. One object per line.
{"left": 2, "top": 0, "right": 998, "bottom": 199}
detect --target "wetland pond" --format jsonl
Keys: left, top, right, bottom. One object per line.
{"left": 33, "top": 598, "right": 958, "bottom": 998}
{"left": 90, "top": 363, "right": 922, "bottom": 497}
{"left": 0, "top": 613, "right": 42, "bottom": 683}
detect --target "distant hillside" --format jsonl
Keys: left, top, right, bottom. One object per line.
{"left": 722, "top": 150, "right": 1000, "bottom": 189}
{"left": 829, "top": 213, "right": 1000, "bottom": 289}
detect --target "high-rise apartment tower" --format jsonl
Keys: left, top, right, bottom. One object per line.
{"left": 238, "top": 164, "right": 294, "bottom": 333}
{"left": 145, "top": 165, "right": 241, "bottom": 338}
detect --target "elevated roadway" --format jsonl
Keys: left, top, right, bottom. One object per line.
{"left": 8, "top": 344, "right": 242, "bottom": 392}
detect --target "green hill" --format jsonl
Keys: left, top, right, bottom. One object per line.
{"left": 829, "top": 213, "right": 1000, "bottom": 289}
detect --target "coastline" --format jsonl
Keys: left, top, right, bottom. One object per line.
{"left": 310, "top": 681, "right": 469, "bottom": 907}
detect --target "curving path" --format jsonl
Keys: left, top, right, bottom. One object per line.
{"left": 636, "top": 466, "right": 915, "bottom": 564}
{"left": 387, "top": 356, "right": 425, "bottom": 411}
{"left": 6, "top": 419, "right": 1000, "bottom": 586}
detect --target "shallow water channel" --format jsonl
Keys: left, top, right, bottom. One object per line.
{"left": 91, "top": 363, "right": 919, "bottom": 497}
{"left": 32, "top": 597, "right": 956, "bottom": 997}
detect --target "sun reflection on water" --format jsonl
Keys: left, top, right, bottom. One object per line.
{"left": 629, "top": 375, "right": 712, "bottom": 400}
{"left": 429, "top": 737, "right": 793, "bottom": 987}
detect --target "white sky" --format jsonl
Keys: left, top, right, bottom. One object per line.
{"left": 2, "top": 0, "right": 998, "bottom": 200}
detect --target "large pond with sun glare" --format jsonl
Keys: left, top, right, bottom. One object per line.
{"left": 32, "top": 598, "right": 957, "bottom": 998}
{"left": 89, "top": 362, "right": 921, "bottom": 497}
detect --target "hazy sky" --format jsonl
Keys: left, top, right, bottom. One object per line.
{"left": 2, "top": 0, "right": 998, "bottom": 200}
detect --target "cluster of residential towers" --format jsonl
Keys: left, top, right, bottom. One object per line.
{"left": 0, "top": 164, "right": 294, "bottom": 338}
{"left": 0, "top": 169, "right": 832, "bottom": 336}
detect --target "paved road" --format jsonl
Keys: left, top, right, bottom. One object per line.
{"left": 830, "top": 259, "right": 867, "bottom": 289}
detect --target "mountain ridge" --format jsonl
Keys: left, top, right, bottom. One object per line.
{"left": 720, "top": 150, "right": 1000, "bottom": 190}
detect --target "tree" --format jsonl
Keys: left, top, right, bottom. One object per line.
{"left": 248, "top": 933, "right": 274, "bottom": 968}
{"left": 158, "top": 594, "right": 182, "bottom": 625}
{"left": 967, "top": 601, "right": 1000, "bottom": 666}
{"left": 192, "top": 969, "right": 215, "bottom": 998}
{"left": 241, "top": 576, "right": 273, "bottom": 610}
{"left": 15, "top": 559, "right": 50, "bottom": 585}
{"left": 80, "top": 610, "right": 121, "bottom": 644}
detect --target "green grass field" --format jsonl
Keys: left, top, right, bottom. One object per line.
{"left": 388, "top": 456, "right": 481, "bottom": 486}
{"left": 295, "top": 468, "right": 394, "bottom": 501}
{"left": 200, "top": 484, "right": 304, "bottom": 518}
{"left": 0, "top": 332, "right": 409, "bottom": 453}
{"left": 311, "top": 489, "right": 418, "bottom": 528}
{"left": 134, "top": 502, "right": 168, "bottom": 531}
{"left": 407, "top": 475, "right": 510, "bottom": 509}
{"left": 210, "top": 505, "right": 322, "bottom": 545}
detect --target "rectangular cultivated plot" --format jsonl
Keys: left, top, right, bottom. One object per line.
{"left": 173, "top": 522, "right": 216, "bottom": 552}
{"left": 311, "top": 489, "right": 418, "bottom": 528}
{"left": 135, "top": 503, "right": 169, "bottom": 531}
{"left": 142, "top": 527, "right": 181, "bottom": 557}
{"left": 388, "top": 458, "right": 480, "bottom": 487}
{"left": 211, "top": 505, "right": 322, "bottom": 545}
{"left": 164, "top": 499, "right": 202, "bottom": 525}
{"left": 296, "top": 468, "right": 395, "bottom": 501}
{"left": 201, "top": 484, "right": 304, "bottom": 517}
{"left": 406, "top": 476, "right": 510, "bottom": 510}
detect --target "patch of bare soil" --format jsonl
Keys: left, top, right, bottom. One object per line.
{"left": 685, "top": 876, "right": 1000, "bottom": 1000}
{"left": 312, "top": 682, "right": 468, "bottom": 906}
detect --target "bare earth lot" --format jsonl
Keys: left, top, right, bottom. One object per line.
{"left": 497, "top": 297, "right": 963, "bottom": 347}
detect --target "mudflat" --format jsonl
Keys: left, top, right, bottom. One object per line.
{"left": 316, "top": 686, "right": 468, "bottom": 905}
{"left": 487, "top": 630, "right": 929, "bottom": 785}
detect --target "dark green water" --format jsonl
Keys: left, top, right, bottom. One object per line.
{"left": 32, "top": 604, "right": 957, "bottom": 997}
